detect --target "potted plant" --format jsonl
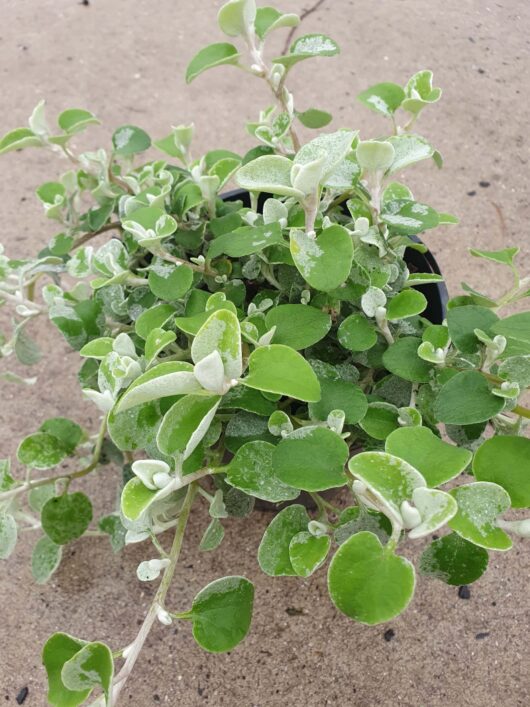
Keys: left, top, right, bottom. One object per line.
{"left": 1, "top": 1, "right": 529, "bottom": 704}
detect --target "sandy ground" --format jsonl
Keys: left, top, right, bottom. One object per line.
{"left": 1, "top": 0, "right": 530, "bottom": 705}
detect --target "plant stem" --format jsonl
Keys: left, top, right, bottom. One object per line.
{"left": 111, "top": 483, "right": 198, "bottom": 704}
{"left": 72, "top": 222, "right": 123, "bottom": 250}
{"left": 0, "top": 415, "right": 108, "bottom": 505}
{"left": 512, "top": 405, "right": 530, "bottom": 420}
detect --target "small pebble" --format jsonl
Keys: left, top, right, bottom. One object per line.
{"left": 458, "top": 585, "right": 471, "bottom": 600}
{"left": 16, "top": 687, "right": 28, "bottom": 705}
{"left": 479, "top": 180, "right": 490, "bottom": 188}
{"left": 467, "top": 190, "right": 476, "bottom": 196}
{"left": 475, "top": 631, "right": 490, "bottom": 640}
{"left": 383, "top": 628, "right": 395, "bottom": 642}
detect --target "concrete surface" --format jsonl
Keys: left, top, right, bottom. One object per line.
{"left": 1, "top": 0, "right": 530, "bottom": 705}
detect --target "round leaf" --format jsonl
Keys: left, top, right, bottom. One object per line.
{"left": 419, "top": 533, "right": 489, "bottom": 586}
{"left": 148, "top": 263, "right": 193, "bottom": 301}
{"left": 383, "top": 336, "right": 433, "bottom": 383}
{"left": 258, "top": 504, "right": 309, "bottom": 576}
{"left": 289, "top": 531, "right": 331, "bottom": 577}
{"left": 338, "top": 313, "right": 377, "bottom": 352}
{"left": 290, "top": 225, "right": 353, "bottom": 292}
{"left": 448, "top": 482, "right": 512, "bottom": 551}
{"left": 242, "top": 345, "right": 320, "bottom": 402}
{"left": 226, "top": 441, "right": 299, "bottom": 502}
{"left": 265, "top": 304, "right": 331, "bottom": 350}
{"left": 386, "top": 290, "right": 427, "bottom": 321}
{"left": 32, "top": 536, "right": 62, "bottom": 584}
{"left": 308, "top": 378, "right": 367, "bottom": 425}
{"left": 273, "top": 427, "right": 349, "bottom": 492}
{"left": 61, "top": 642, "right": 113, "bottom": 702}
{"left": 157, "top": 394, "right": 221, "bottom": 459}
{"left": 189, "top": 576, "right": 254, "bottom": 652}
{"left": 328, "top": 531, "right": 415, "bottom": 624}
{"left": 0, "top": 513, "right": 17, "bottom": 559}
{"left": 433, "top": 371, "right": 504, "bottom": 425}
{"left": 112, "top": 125, "right": 151, "bottom": 156}
{"left": 41, "top": 493, "right": 93, "bottom": 546}
{"left": 17, "top": 432, "right": 68, "bottom": 470}
{"left": 42, "top": 633, "right": 90, "bottom": 707}
{"left": 473, "top": 436, "right": 530, "bottom": 508}
{"left": 385, "top": 426, "right": 472, "bottom": 487}
{"left": 357, "top": 82, "right": 405, "bottom": 117}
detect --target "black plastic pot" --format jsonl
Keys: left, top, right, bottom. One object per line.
{"left": 220, "top": 188, "right": 448, "bottom": 511}
{"left": 222, "top": 188, "right": 448, "bottom": 325}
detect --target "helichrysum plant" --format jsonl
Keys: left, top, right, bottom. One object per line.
{"left": 1, "top": 1, "right": 530, "bottom": 704}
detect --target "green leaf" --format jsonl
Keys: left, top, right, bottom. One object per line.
{"left": 186, "top": 43, "right": 241, "bottom": 83}
{"left": 387, "top": 134, "right": 435, "bottom": 173}
{"left": 189, "top": 576, "right": 254, "bottom": 652}
{"left": 135, "top": 303, "right": 176, "bottom": 339}
{"left": 328, "top": 531, "right": 415, "bottom": 624}
{"left": 221, "top": 386, "right": 276, "bottom": 416}
{"left": 272, "top": 427, "right": 349, "bottom": 492}
{"left": 491, "top": 313, "right": 530, "bottom": 356}
{"left": 42, "top": 633, "right": 90, "bottom": 707}
{"left": 148, "top": 262, "right": 193, "bottom": 301}
{"left": 385, "top": 426, "right": 471, "bottom": 487}
{"left": 308, "top": 378, "right": 367, "bottom": 425}
{"left": 108, "top": 400, "right": 162, "bottom": 452}
{"left": 200, "top": 517, "right": 225, "bottom": 551}
{"left": 381, "top": 199, "right": 439, "bottom": 234}
{"left": 98, "top": 514, "right": 126, "bottom": 553}
{"left": 386, "top": 290, "right": 427, "bottom": 321}
{"left": 294, "top": 131, "right": 356, "bottom": 182}
{"left": 356, "top": 140, "right": 395, "bottom": 173}
{"left": 145, "top": 328, "right": 177, "bottom": 366}
{"left": 191, "top": 308, "right": 243, "bottom": 380}
{"left": 348, "top": 451, "right": 426, "bottom": 525}
{"left": 296, "top": 108, "right": 333, "bottom": 129}
{"left": 61, "top": 642, "right": 113, "bottom": 704}
{"left": 29, "top": 483, "right": 56, "bottom": 513}
{"left": 273, "top": 34, "right": 340, "bottom": 68}
{"left": 290, "top": 225, "right": 353, "bottom": 291}
{"left": 498, "top": 355, "right": 530, "bottom": 388}
{"left": 470, "top": 246, "right": 519, "bottom": 267}
{"left": 236, "top": 154, "right": 301, "bottom": 198}
{"left": 217, "top": 0, "right": 256, "bottom": 36}
{"left": 265, "top": 304, "right": 331, "bottom": 350}
{"left": 40, "top": 418, "right": 83, "bottom": 455}
{"left": 289, "top": 531, "right": 331, "bottom": 577}
{"left": 433, "top": 370, "right": 504, "bottom": 425}
{"left": 17, "top": 432, "right": 68, "bottom": 470}
{"left": 0, "top": 513, "right": 17, "bottom": 559}
{"left": 383, "top": 336, "right": 433, "bottom": 382}
{"left": 419, "top": 533, "right": 489, "bottom": 586}
{"left": 402, "top": 70, "right": 442, "bottom": 116}
{"left": 0, "top": 127, "right": 42, "bottom": 155}
{"left": 242, "top": 345, "right": 320, "bottom": 402}
{"left": 338, "top": 313, "right": 378, "bottom": 352}
{"left": 121, "top": 477, "right": 159, "bottom": 521}
{"left": 208, "top": 223, "right": 284, "bottom": 260}
{"left": 14, "top": 324, "right": 42, "bottom": 365}
{"left": 258, "top": 504, "right": 309, "bottom": 576}
{"left": 255, "top": 6, "right": 300, "bottom": 39}
{"left": 57, "top": 109, "right": 100, "bottom": 135}
{"left": 448, "top": 482, "right": 512, "bottom": 550}
{"left": 112, "top": 125, "right": 151, "bottom": 156}
{"left": 446, "top": 305, "right": 499, "bottom": 353}
{"left": 357, "top": 82, "right": 405, "bottom": 117}
{"left": 156, "top": 394, "right": 221, "bottom": 459}
{"left": 334, "top": 506, "right": 392, "bottom": 546}
{"left": 32, "top": 536, "right": 63, "bottom": 584}
{"left": 359, "top": 403, "right": 400, "bottom": 440}
{"left": 473, "top": 436, "right": 530, "bottom": 508}
{"left": 41, "top": 493, "right": 93, "bottom": 545}
{"left": 79, "top": 337, "right": 114, "bottom": 359}
{"left": 226, "top": 441, "right": 299, "bottom": 502}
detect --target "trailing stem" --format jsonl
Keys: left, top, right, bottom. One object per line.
{"left": 111, "top": 483, "right": 198, "bottom": 704}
